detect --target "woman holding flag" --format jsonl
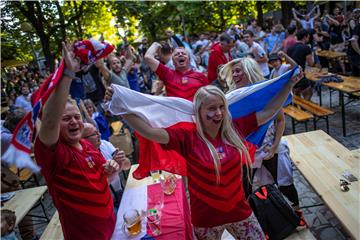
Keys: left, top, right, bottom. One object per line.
{"left": 105, "top": 66, "right": 301, "bottom": 239}
{"left": 220, "top": 57, "right": 305, "bottom": 226}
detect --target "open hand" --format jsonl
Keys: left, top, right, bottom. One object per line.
{"left": 62, "top": 41, "right": 80, "bottom": 73}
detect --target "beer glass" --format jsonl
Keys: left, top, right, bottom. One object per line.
{"left": 150, "top": 170, "right": 161, "bottom": 183}
{"left": 160, "top": 172, "right": 177, "bottom": 195}
{"left": 123, "top": 209, "right": 142, "bottom": 236}
{"left": 147, "top": 209, "right": 161, "bottom": 236}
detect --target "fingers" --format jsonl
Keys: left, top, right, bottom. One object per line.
{"left": 103, "top": 160, "right": 120, "bottom": 174}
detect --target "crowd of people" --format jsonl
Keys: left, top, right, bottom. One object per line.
{"left": 1, "top": 4, "right": 359, "bottom": 240}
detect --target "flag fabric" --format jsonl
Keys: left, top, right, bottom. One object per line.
{"left": 3, "top": 39, "right": 114, "bottom": 172}
{"left": 104, "top": 67, "right": 298, "bottom": 179}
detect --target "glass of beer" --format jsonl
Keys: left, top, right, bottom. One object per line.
{"left": 160, "top": 172, "right": 177, "bottom": 195}
{"left": 123, "top": 209, "right": 142, "bottom": 236}
{"left": 150, "top": 170, "right": 161, "bottom": 183}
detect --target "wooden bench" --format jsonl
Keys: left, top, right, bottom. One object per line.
{"left": 9, "top": 166, "right": 40, "bottom": 188}
{"left": 40, "top": 211, "right": 63, "bottom": 240}
{"left": 283, "top": 105, "right": 314, "bottom": 133}
{"left": 293, "top": 95, "right": 335, "bottom": 133}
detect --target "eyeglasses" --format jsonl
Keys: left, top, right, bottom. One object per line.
{"left": 84, "top": 131, "right": 99, "bottom": 139}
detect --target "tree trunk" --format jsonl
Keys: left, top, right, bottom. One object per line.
{"left": 256, "top": 1, "right": 264, "bottom": 28}
{"left": 281, "top": 1, "right": 294, "bottom": 28}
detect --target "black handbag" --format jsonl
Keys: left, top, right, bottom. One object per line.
{"left": 249, "top": 184, "right": 300, "bottom": 240}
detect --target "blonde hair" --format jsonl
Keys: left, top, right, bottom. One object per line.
{"left": 219, "top": 57, "right": 263, "bottom": 92}
{"left": 193, "top": 85, "right": 252, "bottom": 184}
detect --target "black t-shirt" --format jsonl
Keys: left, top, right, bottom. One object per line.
{"left": 287, "top": 42, "right": 312, "bottom": 69}
{"left": 348, "top": 23, "right": 360, "bottom": 56}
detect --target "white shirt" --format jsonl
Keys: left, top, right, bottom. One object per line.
{"left": 250, "top": 42, "right": 270, "bottom": 77}
{"left": 14, "top": 94, "right": 32, "bottom": 113}
{"left": 99, "top": 140, "right": 122, "bottom": 192}
{"left": 270, "top": 64, "right": 291, "bottom": 79}
{"left": 300, "top": 18, "right": 315, "bottom": 30}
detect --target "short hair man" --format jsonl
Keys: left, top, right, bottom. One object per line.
{"left": 35, "top": 42, "right": 121, "bottom": 240}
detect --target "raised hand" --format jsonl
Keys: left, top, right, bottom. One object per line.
{"left": 62, "top": 41, "right": 80, "bottom": 73}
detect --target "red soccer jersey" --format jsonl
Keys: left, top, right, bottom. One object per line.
{"left": 34, "top": 138, "right": 115, "bottom": 240}
{"left": 163, "top": 113, "right": 258, "bottom": 227}
{"left": 155, "top": 63, "right": 210, "bottom": 101}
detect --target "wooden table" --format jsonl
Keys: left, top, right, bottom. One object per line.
{"left": 305, "top": 70, "right": 360, "bottom": 136}
{"left": 315, "top": 50, "right": 346, "bottom": 59}
{"left": 1, "top": 186, "right": 48, "bottom": 225}
{"left": 284, "top": 130, "right": 359, "bottom": 239}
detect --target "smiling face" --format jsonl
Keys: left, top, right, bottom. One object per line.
{"left": 109, "top": 56, "right": 123, "bottom": 74}
{"left": 172, "top": 48, "right": 190, "bottom": 72}
{"left": 243, "top": 33, "right": 253, "bottom": 47}
{"left": 59, "top": 103, "right": 84, "bottom": 146}
{"left": 199, "top": 94, "right": 226, "bottom": 136}
{"left": 232, "top": 63, "right": 251, "bottom": 88}
{"left": 82, "top": 123, "right": 101, "bottom": 149}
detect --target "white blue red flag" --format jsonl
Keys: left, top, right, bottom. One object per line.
{"left": 105, "top": 67, "right": 298, "bottom": 179}
{"left": 3, "top": 39, "right": 114, "bottom": 171}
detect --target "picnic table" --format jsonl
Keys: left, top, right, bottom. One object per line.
{"left": 111, "top": 164, "right": 193, "bottom": 240}
{"left": 305, "top": 68, "right": 360, "bottom": 136}
{"left": 1, "top": 186, "right": 48, "bottom": 225}
{"left": 284, "top": 130, "right": 359, "bottom": 239}
{"left": 315, "top": 50, "right": 346, "bottom": 59}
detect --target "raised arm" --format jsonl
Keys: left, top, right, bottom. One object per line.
{"left": 39, "top": 42, "right": 80, "bottom": 147}
{"left": 123, "top": 114, "right": 169, "bottom": 144}
{"left": 278, "top": 51, "right": 297, "bottom": 69}
{"left": 96, "top": 58, "right": 111, "bottom": 82}
{"left": 256, "top": 71, "right": 303, "bottom": 125}
{"left": 104, "top": 87, "right": 169, "bottom": 144}
{"left": 314, "top": 6, "right": 321, "bottom": 20}
{"left": 122, "top": 44, "right": 135, "bottom": 72}
{"left": 292, "top": 8, "right": 301, "bottom": 22}
{"left": 144, "top": 42, "right": 161, "bottom": 72}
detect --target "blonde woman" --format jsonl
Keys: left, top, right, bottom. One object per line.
{"left": 220, "top": 57, "right": 306, "bottom": 225}
{"left": 105, "top": 70, "right": 300, "bottom": 239}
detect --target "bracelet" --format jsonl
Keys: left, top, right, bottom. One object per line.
{"left": 63, "top": 68, "right": 76, "bottom": 79}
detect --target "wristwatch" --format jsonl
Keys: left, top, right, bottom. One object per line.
{"left": 63, "top": 68, "right": 76, "bottom": 79}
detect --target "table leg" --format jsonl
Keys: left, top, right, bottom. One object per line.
{"left": 318, "top": 85, "right": 322, "bottom": 106}
{"left": 340, "top": 92, "right": 346, "bottom": 137}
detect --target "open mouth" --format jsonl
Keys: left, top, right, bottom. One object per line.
{"left": 178, "top": 59, "right": 185, "bottom": 64}
{"left": 69, "top": 128, "right": 80, "bottom": 134}
{"left": 213, "top": 119, "right": 222, "bottom": 124}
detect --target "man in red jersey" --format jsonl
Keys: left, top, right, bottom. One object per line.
{"left": 34, "top": 42, "right": 120, "bottom": 240}
{"left": 144, "top": 42, "right": 210, "bottom": 101}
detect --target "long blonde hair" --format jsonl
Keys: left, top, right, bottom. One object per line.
{"left": 193, "top": 85, "right": 252, "bottom": 184}
{"left": 219, "top": 57, "right": 263, "bottom": 92}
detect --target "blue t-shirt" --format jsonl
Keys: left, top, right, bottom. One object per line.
{"left": 127, "top": 68, "right": 140, "bottom": 92}
{"left": 265, "top": 32, "right": 285, "bottom": 53}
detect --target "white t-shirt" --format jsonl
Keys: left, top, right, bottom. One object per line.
{"left": 14, "top": 94, "right": 32, "bottom": 113}
{"left": 270, "top": 64, "right": 291, "bottom": 79}
{"left": 250, "top": 42, "right": 270, "bottom": 77}
{"left": 300, "top": 18, "right": 315, "bottom": 30}
{"left": 99, "top": 140, "right": 122, "bottom": 192}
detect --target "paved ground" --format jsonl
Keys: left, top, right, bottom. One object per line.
{"left": 18, "top": 87, "right": 359, "bottom": 240}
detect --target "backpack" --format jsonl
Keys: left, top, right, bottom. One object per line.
{"left": 249, "top": 184, "right": 300, "bottom": 240}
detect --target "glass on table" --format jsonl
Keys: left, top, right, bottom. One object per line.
{"left": 123, "top": 209, "right": 142, "bottom": 236}
{"left": 150, "top": 170, "right": 161, "bottom": 183}
{"left": 160, "top": 172, "right": 177, "bottom": 195}
{"left": 147, "top": 208, "right": 161, "bottom": 236}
